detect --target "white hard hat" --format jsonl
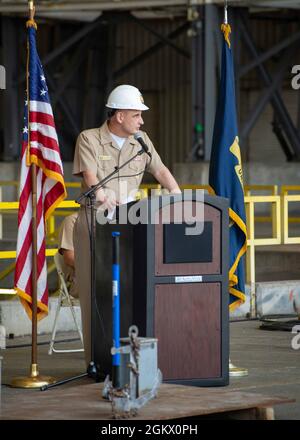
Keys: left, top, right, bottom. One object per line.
{"left": 106, "top": 84, "right": 149, "bottom": 111}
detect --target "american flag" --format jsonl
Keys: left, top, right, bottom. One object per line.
{"left": 14, "top": 22, "right": 66, "bottom": 320}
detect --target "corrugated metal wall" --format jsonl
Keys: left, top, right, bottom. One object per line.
{"left": 114, "top": 19, "right": 192, "bottom": 171}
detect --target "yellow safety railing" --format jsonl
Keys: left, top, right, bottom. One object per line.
{"left": 281, "top": 185, "right": 300, "bottom": 195}
{"left": 0, "top": 200, "right": 80, "bottom": 258}
{"left": 0, "top": 197, "right": 80, "bottom": 294}
{"left": 179, "top": 184, "right": 213, "bottom": 194}
{"left": 0, "top": 180, "right": 19, "bottom": 189}
{"left": 281, "top": 186, "right": 300, "bottom": 232}
{"left": 1, "top": 182, "right": 300, "bottom": 317}
{"left": 281, "top": 194, "right": 300, "bottom": 244}
{"left": 244, "top": 184, "right": 278, "bottom": 196}
{"left": 244, "top": 185, "right": 278, "bottom": 224}
{"left": 245, "top": 195, "right": 282, "bottom": 317}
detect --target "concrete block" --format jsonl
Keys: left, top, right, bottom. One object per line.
{"left": 256, "top": 280, "right": 300, "bottom": 318}
{"left": 0, "top": 325, "right": 5, "bottom": 349}
{"left": 230, "top": 284, "right": 251, "bottom": 320}
{"left": 0, "top": 298, "right": 82, "bottom": 337}
{"left": 229, "top": 281, "right": 300, "bottom": 320}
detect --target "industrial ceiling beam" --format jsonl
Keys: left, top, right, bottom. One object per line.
{"left": 51, "top": 37, "right": 91, "bottom": 107}
{"left": 1, "top": 0, "right": 300, "bottom": 14}
{"left": 1, "top": 17, "right": 20, "bottom": 159}
{"left": 46, "top": 71, "right": 80, "bottom": 137}
{"left": 0, "top": 0, "right": 188, "bottom": 13}
{"left": 240, "top": 43, "right": 297, "bottom": 147}
{"left": 238, "top": 29, "right": 300, "bottom": 78}
{"left": 239, "top": 13, "right": 300, "bottom": 159}
{"left": 255, "top": 0, "right": 300, "bottom": 8}
{"left": 128, "top": 13, "right": 190, "bottom": 59}
{"left": 16, "top": 15, "right": 104, "bottom": 85}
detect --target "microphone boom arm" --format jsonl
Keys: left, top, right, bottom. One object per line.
{"left": 76, "top": 149, "right": 145, "bottom": 204}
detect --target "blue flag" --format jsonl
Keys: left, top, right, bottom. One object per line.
{"left": 209, "top": 24, "right": 247, "bottom": 312}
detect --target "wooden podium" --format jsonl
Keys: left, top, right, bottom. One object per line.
{"left": 94, "top": 193, "right": 229, "bottom": 386}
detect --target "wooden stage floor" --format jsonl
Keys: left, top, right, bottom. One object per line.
{"left": 0, "top": 381, "right": 293, "bottom": 420}
{"left": 0, "top": 320, "right": 299, "bottom": 420}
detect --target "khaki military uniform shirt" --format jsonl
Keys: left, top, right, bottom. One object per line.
{"left": 72, "top": 121, "right": 164, "bottom": 203}
{"left": 58, "top": 212, "right": 79, "bottom": 298}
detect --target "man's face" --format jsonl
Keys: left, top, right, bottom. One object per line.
{"left": 116, "top": 110, "right": 144, "bottom": 136}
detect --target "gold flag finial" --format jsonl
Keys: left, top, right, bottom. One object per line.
{"left": 27, "top": 1, "right": 37, "bottom": 29}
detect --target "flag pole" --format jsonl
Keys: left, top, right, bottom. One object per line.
{"left": 29, "top": 0, "right": 39, "bottom": 383}
{"left": 221, "top": 0, "right": 248, "bottom": 378}
{"left": 224, "top": 0, "right": 228, "bottom": 25}
{"left": 11, "top": 0, "right": 55, "bottom": 389}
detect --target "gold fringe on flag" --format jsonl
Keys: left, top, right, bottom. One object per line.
{"left": 221, "top": 23, "right": 231, "bottom": 48}
{"left": 26, "top": 19, "right": 37, "bottom": 29}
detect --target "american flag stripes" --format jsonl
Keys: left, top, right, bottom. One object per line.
{"left": 14, "top": 22, "right": 66, "bottom": 320}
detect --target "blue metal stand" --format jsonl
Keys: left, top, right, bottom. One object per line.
{"left": 112, "top": 231, "right": 121, "bottom": 389}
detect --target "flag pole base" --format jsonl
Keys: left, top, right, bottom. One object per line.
{"left": 11, "top": 363, "right": 56, "bottom": 389}
{"left": 229, "top": 359, "right": 248, "bottom": 378}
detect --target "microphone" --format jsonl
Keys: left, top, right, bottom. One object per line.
{"left": 134, "top": 132, "right": 152, "bottom": 158}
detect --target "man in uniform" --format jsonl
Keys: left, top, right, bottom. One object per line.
{"left": 73, "top": 84, "right": 181, "bottom": 369}
{"left": 57, "top": 212, "right": 79, "bottom": 299}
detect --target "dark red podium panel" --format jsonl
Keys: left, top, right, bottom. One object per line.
{"left": 154, "top": 283, "right": 221, "bottom": 380}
